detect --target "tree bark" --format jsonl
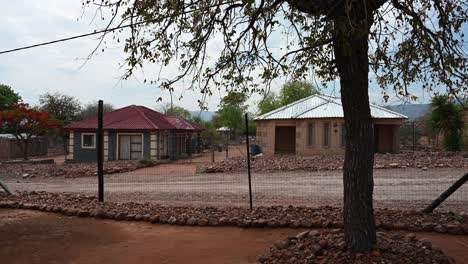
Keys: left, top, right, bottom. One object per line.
{"left": 333, "top": 10, "right": 376, "bottom": 251}
{"left": 22, "top": 138, "right": 30, "bottom": 160}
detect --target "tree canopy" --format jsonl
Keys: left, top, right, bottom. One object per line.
{"left": 85, "top": 0, "right": 465, "bottom": 101}
{"left": 0, "top": 84, "right": 22, "bottom": 111}
{"left": 39, "top": 92, "right": 82, "bottom": 124}
{"left": 215, "top": 91, "right": 248, "bottom": 138}
{"left": 258, "top": 92, "right": 282, "bottom": 115}
{"left": 430, "top": 95, "right": 464, "bottom": 151}
{"left": 85, "top": 0, "right": 467, "bottom": 252}
{"left": 259, "top": 80, "right": 318, "bottom": 114}
{"left": 0, "top": 103, "right": 59, "bottom": 160}
{"left": 79, "top": 101, "right": 115, "bottom": 120}
{"left": 279, "top": 80, "right": 318, "bottom": 105}
{"left": 159, "top": 103, "right": 192, "bottom": 119}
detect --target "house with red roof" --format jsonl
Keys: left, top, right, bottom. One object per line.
{"left": 64, "top": 105, "right": 203, "bottom": 162}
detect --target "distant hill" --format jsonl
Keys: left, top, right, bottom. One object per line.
{"left": 386, "top": 104, "right": 432, "bottom": 120}
{"left": 190, "top": 111, "right": 216, "bottom": 121}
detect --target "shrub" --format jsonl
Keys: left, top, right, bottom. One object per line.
{"left": 139, "top": 158, "right": 155, "bottom": 167}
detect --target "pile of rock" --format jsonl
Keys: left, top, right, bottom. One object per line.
{"left": 206, "top": 150, "right": 468, "bottom": 173}
{"left": 1, "top": 160, "right": 154, "bottom": 179}
{"left": 0, "top": 192, "right": 466, "bottom": 236}
{"left": 259, "top": 230, "right": 454, "bottom": 263}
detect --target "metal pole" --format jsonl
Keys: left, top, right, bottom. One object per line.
{"left": 245, "top": 113, "right": 253, "bottom": 210}
{"left": 211, "top": 147, "right": 215, "bottom": 163}
{"left": 97, "top": 100, "right": 104, "bottom": 202}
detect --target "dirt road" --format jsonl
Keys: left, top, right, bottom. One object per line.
{"left": 1, "top": 209, "right": 467, "bottom": 264}
{"left": 0, "top": 209, "right": 297, "bottom": 264}
{"left": 4, "top": 167, "right": 467, "bottom": 210}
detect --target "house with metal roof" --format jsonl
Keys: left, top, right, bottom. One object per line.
{"left": 64, "top": 105, "right": 203, "bottom": 162}
{"left": 255, "top": 95, "right": 407, "bottom": 156}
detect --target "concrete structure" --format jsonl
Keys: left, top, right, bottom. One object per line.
{"left": 255, "top": 95, "right": 407, "bottom": 156}
{"left": 64, "top": 105, "right": 203, "bottom": 162}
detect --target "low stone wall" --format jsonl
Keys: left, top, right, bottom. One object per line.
{"left": 1, "top": 192, "right": 467, "bottom": 236}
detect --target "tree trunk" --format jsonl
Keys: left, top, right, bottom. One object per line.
{"left": 333, "top": 10, "right": 376, "bottom": 251}
{"left": 22, "top": 139, "right": 30, "bottom": 160}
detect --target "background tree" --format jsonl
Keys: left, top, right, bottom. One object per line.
{"left": 217, "top": 92, "right": 248, "bottom": 139}
{"left": 0, "top": 103, "right": 60, "bottom": 160}
{"left": 159, "top": 103, "right": 192, "bottom": 119}
{"left": 86, "top": 0, "right": 467, "bottom": 251}
{"left": 430, "top": 95, "right": 464, "bottom": 151}
{"left": 217, "top": 105, "right": 244, "bottom": 139}
{"left": 79, "top": 101, "right": 115, "bottom": 120}
{"left": 39, "top": 92, "right": 82, "bottom": 125}
{"left": 220, "top": 92, "right": 248, "bottom": 108}
{"left": 192, "top": 119, "right": 222, "bottom": 147}
{"left": 259, "top": 81, "right": 319, "bottom": 114}
{"left": 278, "top": 80, "right": 318, "bottom": 106}
{"left": 258, "top": 93, "right": 281, "bottom": 115}
{"left": 0, "top": 84, "right": 21, "bottom": 111}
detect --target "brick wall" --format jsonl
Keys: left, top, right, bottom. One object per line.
{"left": 256, "top": 118, "right": 404, "bottom": 156}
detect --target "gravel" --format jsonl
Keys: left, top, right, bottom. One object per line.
{"left": 4, "top": 167, "right": 467, "bottom": 211}
{"left": 205, "top": 151, "right": 468, "bottom": 173}
{"left": 0, "top": 160, "right": 155, "bottom": 179}
{"left": 259, "top": 230, "right": 454, "bottom": 264}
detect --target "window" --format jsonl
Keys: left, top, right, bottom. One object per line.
{"left": 118, "top": 134, "right": 143, "bottom": 160}
{"left": 340, "top": 123, "right": 346, "bottom": 148}
{"left": 81, "top": 133, "right": 96, "bottom": 149}
{"left": 307, "top": 123, "right": 315, "bottom": 147}
{"left": 323, "top": 122, "right": 330, "bottom": 147}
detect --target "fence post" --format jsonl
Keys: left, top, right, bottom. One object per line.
{"left": 245, "top": 113, "right": 253, "bottom": 210}
{"left": 97, "top": 100, "right": 104, "bottom": 202}
{"left": 211, "top": 147, "right": 215, "bottom": 163}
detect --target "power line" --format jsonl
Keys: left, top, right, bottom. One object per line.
{"left": 0, "top": 22, "right": 140, "bottom": 55}
{"left": 0, "top": 2, "right": 227, "bottom": 55}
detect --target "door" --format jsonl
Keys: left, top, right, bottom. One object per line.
{"left": 119, "top": 135, "right": 143, "bottom": 160}
{"left": 274, "top": 126, "right": 296, "bottom": 154}
{"left": 375, "top": 125, "right": 397, "bottom": 153}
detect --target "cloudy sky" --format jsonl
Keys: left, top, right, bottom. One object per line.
{"left": 0, "top": 1, "right": 452, "bottom": 113}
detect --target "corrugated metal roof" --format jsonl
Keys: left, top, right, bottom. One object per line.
{"left": 65, "top": 105, "right": 204, "bottom": 131}
{"left": 256, "top": 95, "right": 408, "bottom": 120}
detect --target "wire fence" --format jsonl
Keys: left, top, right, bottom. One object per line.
{"left": 1, "top": 143, "right": 467, "bottom": 212}
{"left": 400, "top": 120, "right": 441, "bottom": 150}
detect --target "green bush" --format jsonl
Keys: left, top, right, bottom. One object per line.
{"left": 139, "top": 158, "right": 155, "bottom": 167}
{"left": 443, "top": 130, "right": 463, "bottom": 151}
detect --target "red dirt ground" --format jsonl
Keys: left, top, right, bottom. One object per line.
{"left": 1, "top": 209, "right": 467, "bottom": 264}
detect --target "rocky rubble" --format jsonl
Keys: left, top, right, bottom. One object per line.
{"left": 259, "top": 230, "right": 454, "bottom": 264}
{"left": 205, "top": 151, "right": 468, "bottom": 173}
{"left": 0, "top": 192, "right": 466, "bottom": 236}
{"left": 0, "top": 160, "right": 154, "bottom": 179}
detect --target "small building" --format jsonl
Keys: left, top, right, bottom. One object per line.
{"left": 255, "top": 95, "right": 407, "bottom": 156}
{"left": 64, "top": 105, "right": 203, "bottom": 162}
